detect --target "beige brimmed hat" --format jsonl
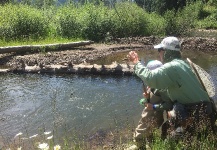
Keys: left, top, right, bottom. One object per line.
{"left": 154, "top": 36, "right": 181, "bottom": 51}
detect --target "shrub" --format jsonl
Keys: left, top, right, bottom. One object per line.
{"left": 56, "top": 4, "right": 83, "bottom": 39}
{"left": 80, "top": 3, "right": 114, "bottom": 42}
{"left": 110, "top": 2, "right": 149, "bottom": 38}
{"left": 196, "top": 17, "right": 217, "bottom": 29}
{"left": 196, "top": 4, "right": 217, "bottom": 29}
{"left": 145, "top": 12, "right": 166, "bottom": 36}
{"left": 0, "top": 4, "right": 50, "bottom": 41}
{"left": 164, "top": 2, "right": 203, "bottom": 36}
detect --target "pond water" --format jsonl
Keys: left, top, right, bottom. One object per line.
{"left": 0, "top": 49, "right": 217, "bottom": 147}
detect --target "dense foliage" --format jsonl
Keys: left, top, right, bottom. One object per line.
{"left": 0, "top": 0, "right": 216, "bottom": 42}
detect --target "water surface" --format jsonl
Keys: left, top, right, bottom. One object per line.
{"left": 0, "top": 49, "right": 217, "bottom": 147}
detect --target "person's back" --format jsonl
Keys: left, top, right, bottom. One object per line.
{"left": 158, "top": 59, "right": 209, "bottom": 104}
{"left": 133, "top": 37, "right": 210, "bottom": 104}
{"left": 127, "top": 37, "right": 216, "bottom": 145}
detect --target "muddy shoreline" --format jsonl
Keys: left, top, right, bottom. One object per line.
{"left": 0, "top": 36, "right": 216, "bottom": 75}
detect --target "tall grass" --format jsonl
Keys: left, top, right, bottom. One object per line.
{"left": 0, "top": 2, "right": 167, "bottom": 45}
{"left": 196, "top": 4, "right": 217, "bottom": 29}
{"left": 0, "top": 4, "right": 50, "bottom": 41}
{"left": 56, "top": 4, "right": 83, "bottom": 39}
{"left": 145, "top": 12, "right": 166, "bottom": 36}
{"left": 163, "top": 1, "right": 203, "bottom": 36}
{"left": 79, "top": 3, "right": 114, "bottom": 42}
{"left": 6, "top": 122, "right": 217, "bottom": 150}
{"left": 0, "top": 2, "right": 216, "bottom": 46}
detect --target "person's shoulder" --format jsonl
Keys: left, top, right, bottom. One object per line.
{"left": 167, "top": 59, "right": 186, "bottom": 66}
{"left": 161, "top": 59, "right": 184, "bottom": 70}
{"left": 163, "top": 61, "right": 176, "bottom": 67}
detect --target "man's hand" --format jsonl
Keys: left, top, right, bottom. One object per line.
{"left": 143, "top": 86, "right": 150, "bottom": 99}
{"left": 145, "top": 103, "right": 154, "bottom": 110}
{"left": 127, "top": 51, "right": 139, "bottom": 64}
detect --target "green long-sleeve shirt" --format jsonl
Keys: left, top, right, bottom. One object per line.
{"left": 134, "top": 59, "right": 210, "bottom": 105}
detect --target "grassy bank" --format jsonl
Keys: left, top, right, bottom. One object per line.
{"left": 0, "top": 1, "right": 216, "bottom": 47}
{"left": 5, "top": 125, "right": 217, "bottom": 150}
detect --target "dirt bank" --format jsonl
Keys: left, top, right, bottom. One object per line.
{"left": 0, "top": 36, "right": 216, "bottom": 74}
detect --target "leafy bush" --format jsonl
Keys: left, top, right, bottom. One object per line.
{"left": 80, "top": 3, "right": 114, "bottom": 42}
{"left": 145, "top": 12, "right": 166, "bottom": 36}
{"left": 56, "top": 4, "right": 83, "bottom": 39}
{"left": 110, "top": 2, "right": 149, "bottom": 38}
{"left": 164, "top": 2, "right": 203, "bottom": 36}
{"left": 0, "top": 4, "right": 50, "bottom": 40}
{"left": 0, "top": 1, "right": 216, "bottom": 43}
{"left": 196, "top": 4, "right": 217, "bottom": 29}
{"left": 196, "top": 16, "right": 217, "bottom": 29}
{"left": 163, "top": 10, "right": 178, "bottom": 36}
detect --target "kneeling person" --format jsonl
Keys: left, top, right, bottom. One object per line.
{"left": 132, "top": 60, "right": 173, "bottom": 150}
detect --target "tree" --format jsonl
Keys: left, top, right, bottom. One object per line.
{"left": 0, "top": 0, "right": 10, "bottom": 5}
{"left": 135, "top": 0, "right": 187, "bottom": 14}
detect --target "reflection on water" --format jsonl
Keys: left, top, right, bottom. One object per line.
{"left": 0, "top": 49, "right": 217, "bottom": 147}
{"left": 0, "top": 74, "right": 144, "bottom": 145}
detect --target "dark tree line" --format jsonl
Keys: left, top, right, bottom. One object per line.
{"left": 133, "top": 0, "right": 213, "bottom": 14}
{"left": 1, "top": 0, "right": 215, "bottom": 13}
{"left": 0, "top": 0, "right": 10, "bottom": 4}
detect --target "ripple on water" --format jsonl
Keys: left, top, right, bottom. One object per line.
{"left": 0, "top": 50, "right": 217, "bottom": 146}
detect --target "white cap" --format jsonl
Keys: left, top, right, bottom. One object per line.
{"left": 154, "top": 36, "right": 181, "bottom": 51}
{"left": 146, "top": 60, "right": 163, "bottom": 70}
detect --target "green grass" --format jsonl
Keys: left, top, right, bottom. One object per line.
{"left": 0, "top": 2, "right": 216, "bottom": 44}
{"left": 0, "top": 37, "right": 84, "bottom": 47}
{"left": 6, "top": 126, "right": 217, "bottom": 150}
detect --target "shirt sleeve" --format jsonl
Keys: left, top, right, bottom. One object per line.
{"left": 134, "top": 62, "right": 174, "bottom": 89}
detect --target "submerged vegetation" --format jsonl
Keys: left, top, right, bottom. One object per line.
{"left": 0, "top": 0, "right": 216, "bottom": 46}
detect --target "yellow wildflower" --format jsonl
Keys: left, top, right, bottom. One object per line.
{"left": 54, "top": 145, "right": 61, "bottom": 150}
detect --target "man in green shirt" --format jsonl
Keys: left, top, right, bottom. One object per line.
{"left": 127, "top": 36, "right": 214, "bottom": 150}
